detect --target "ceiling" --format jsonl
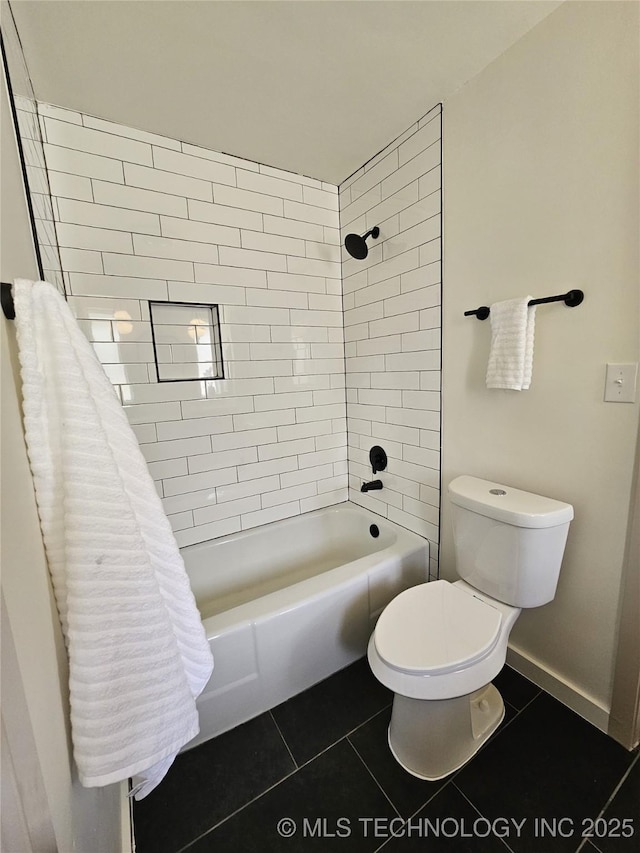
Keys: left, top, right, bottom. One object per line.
{"left": 7, "top": 0, "right": 563, "bottom": 185}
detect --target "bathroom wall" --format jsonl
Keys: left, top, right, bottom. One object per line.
{"left": 20, "top": 92, "right": 444, "bottom": 570}
{"left": 442, "top": 0, "right": 639, "bottom": 726}
{"left": 339, "top": 105, "right": 442, "bottom": 578}
{"left": 18, "top": 102, "right": 347, "bottom": 547}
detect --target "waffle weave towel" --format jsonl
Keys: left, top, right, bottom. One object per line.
{"left": 13, "top": 279, "right": 213, "bottom": 799}
{"left": 485, "top": 296, "right": 536, "bottom": 390}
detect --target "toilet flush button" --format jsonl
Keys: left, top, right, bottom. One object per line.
{"left": 489, "top": 489, "right": 506, "bottom": 496}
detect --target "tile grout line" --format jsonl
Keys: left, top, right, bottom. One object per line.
{"left": 495, "top": 696, "right": 531, "bottom": 734}
{"left": 268, "top": 709, "right": 298, "bottom": 770}
{"left": 490, "top": 687, "right": 542, "bottom": 740}
{"left": 573, "top": 749, "right": 640, "bottom": 853}
{"left": 603, "top": 747, "right": 639, "bottom": 805}
{"left": 347, "top": 736, "right": 403, "bottom": 821}
{"left": 518, "top": 686, "right": 543, "bottom": 711}
{"left": 174, "top": 762, "right": 304, "bottom": 853}
{"left": 576, "top": 835, "right": 602, "bottom": 853}
{"left": 346, "top": 700, "right": 394, "bottom": 737}
{"left": 277, "top": 699, "right": 394, "bottom": 774}
{"left": 176, "top": 703, "right": 392, "bottom": 853}
{"left": 452, "top": 781, "right": 517, "bottom": 853}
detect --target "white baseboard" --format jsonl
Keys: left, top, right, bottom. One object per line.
{"left": 506, "top": 644, "right": 610, "bottom": 733}
{"left": 120, "top": 780, "right": 134, "bottom": 853}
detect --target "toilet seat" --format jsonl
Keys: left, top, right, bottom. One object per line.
{"left": 374, "top": 580, "right": 502, "bottom": 676}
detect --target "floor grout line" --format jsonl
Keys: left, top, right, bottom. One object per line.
{"left": 599, "top": 748, "right": 639, "bottom": 812}
{"left": 347, "top": 700, "right": 393, "bottom": 737}
{"left": 576, "top": 837, "right": 602, "bottom": 853}
{"left": 347, "top": 735, "right": 403, "bottom": 820}
{"left": 453, "top": 782, "right": 516, "bottom": 853}
{"left": 177, "top": 704, "right": 393, "bottom": 852}
{"left": 573, "top": 749, "right": 639, "bottom": 853}
{"left": 268, "top": 709, "right": 298, "bottom": 769}
{"left": 176, "top": 762, "right": 303, "bottom": 853}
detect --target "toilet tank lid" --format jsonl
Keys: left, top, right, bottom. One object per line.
{"left": 448, "top": 476, "right": 574, "bottom": 528}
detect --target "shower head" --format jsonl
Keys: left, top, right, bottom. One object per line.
{"left": 344, "top": 226, "right": 380, "bottom": 260}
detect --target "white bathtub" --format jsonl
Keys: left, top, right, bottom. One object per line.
{"left": 180, "top": 501, "right": 429, "bottom": 749}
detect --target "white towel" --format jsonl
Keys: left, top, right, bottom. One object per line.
{"left": 485, "top": 296, "right": 536, "bottom": 390}
{"left": 13, "top": 280, "right": 213, "bottom": 799}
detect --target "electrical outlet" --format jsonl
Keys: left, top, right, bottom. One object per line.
{"left": 604, "top": 363, "right": 638, "bottom": 403}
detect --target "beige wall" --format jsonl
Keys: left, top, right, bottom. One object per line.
{"left": 442, "top": 0, "right": 639, "bottom": 725}
{"left": 1, "top": 65, "right": 123, "bottom": 851}
{"left": 609, "top": 419, "right": 640, "bottom": 747}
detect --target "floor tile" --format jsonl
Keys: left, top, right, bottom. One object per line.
{"left": 349, "top": 706, "right": 449, "bottom": 819}
{"left": 186, "top": 739, "right": 399, "bottom": 852}
{"left": 133, "top": 712, "right": 295, "bottom": 853}
{"left": 375, "top": 782, "right": 512, "bottom": 852}
{"left": 596, "top": 755, "right": 640, "bottom": 852}
{"left": 493, "top": 665, "right": 541, "bottom": 710}
{"left": 132, "top": 654, "right": 636, "bottom": 853}
{"left": 271, "top": 656, "right": 392, "bottom": 765}
{"left": 454, "top": 692, "right": 636, "bottom": 853}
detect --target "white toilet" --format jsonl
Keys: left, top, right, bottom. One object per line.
{"left": 368, "top": 475, "right": 573, "bottom": 781}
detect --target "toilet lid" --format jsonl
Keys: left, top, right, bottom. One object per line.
{"left": 374, "top": 580, "right": 503, "bottom": 675}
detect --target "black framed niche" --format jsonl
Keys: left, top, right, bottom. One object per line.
{"left": 149, "top": 300, "right": 224, "bottom": 382}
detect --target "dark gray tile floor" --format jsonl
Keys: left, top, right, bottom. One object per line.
{"left": 133, "top": 658, "right": 639, "bottom": 853}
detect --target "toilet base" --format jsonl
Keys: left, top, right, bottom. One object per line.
{"left": 387, "top": 683, "right": 504, "bottom": 781}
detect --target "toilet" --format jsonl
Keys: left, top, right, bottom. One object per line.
{"left": 368, "top": 475, "right": 573, "bottom": 781}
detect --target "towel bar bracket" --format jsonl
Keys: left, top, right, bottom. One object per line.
{"left": 1, "top": 281, "right": 70, "bottom": 319}
{"left": 464, "top": 289, "right": 584, "bottom": 320}
{"left": 470, "top": 306, "right": 490, "bottom": 320}
{"left": 1, "top": 282, "right": 15, "bottom": 320}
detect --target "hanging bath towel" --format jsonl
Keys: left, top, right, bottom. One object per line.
{"left": 485, "top": 296, "right": 536, "bottom": 390}
{"left": 13, "top": 279, "right": 213, "bottom": 799}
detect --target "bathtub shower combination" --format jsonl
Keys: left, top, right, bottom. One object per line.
{"left": 181, "top": 502, "right": 429, "bottom": 749}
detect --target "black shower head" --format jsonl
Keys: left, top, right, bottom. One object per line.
{"left": 344, "top": 226, "right": 380, "bottom": 260}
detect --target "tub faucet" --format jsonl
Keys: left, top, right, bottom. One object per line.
{"left": 361, "top": 479, "right": 383, "bottom": 492}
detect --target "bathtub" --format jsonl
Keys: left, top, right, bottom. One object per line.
{"left": 180, "top": 501, "right": 429, "bottom": 749}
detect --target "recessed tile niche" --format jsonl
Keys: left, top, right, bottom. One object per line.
{"left": 149, "top": 301, "right": 224, "bottom": 382}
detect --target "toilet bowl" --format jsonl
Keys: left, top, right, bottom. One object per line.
{"left": 368, "top": 579, "right": 521, "bottom": 779}
{"left": 368, "top": 475, "right": 573, "bottom": 781}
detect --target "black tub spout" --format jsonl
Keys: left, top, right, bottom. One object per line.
{"left": 361, "top": 480, "right": 383, "bottom": 492}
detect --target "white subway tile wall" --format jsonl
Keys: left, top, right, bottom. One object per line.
{"left": 18, "top": 99, "right": 441, "bottom": 565}
{"left": 21, "top": 102, "right": 347, "bottom": 546}
{"left": 340, "top": 104, "right": 442, "bottom": 578}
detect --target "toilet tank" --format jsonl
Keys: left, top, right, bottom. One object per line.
{"left": 448, "top": 476, "right": 574, "bottom": 608}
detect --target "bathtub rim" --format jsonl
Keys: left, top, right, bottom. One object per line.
{"left": 181, "top": 500, "right": 430, "bottom": 639}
